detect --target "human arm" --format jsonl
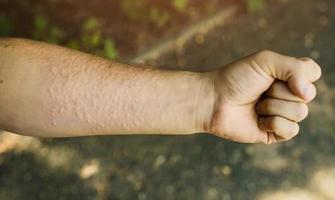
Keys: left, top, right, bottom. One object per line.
{"left": 0, "top": 38, "right": 215, "bottom": 137}
{"left": 0, "top": 38, "right": 321, "bottom": 143}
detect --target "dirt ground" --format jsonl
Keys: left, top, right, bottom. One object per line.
{"left": 1, "top": 0, "right": 335, "bottom": 200}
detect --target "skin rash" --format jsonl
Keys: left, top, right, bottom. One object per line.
{"left": 45, "top": 57, "right": 212, "bottom": 136}
{"left": 45, "top": 59, "right": 157, "bottom": 134}
{"left": 0, "top": 38, "right": 214, "bottom": 137}
{"left": 0, "top": 38, "right": 321, "bottom": 144}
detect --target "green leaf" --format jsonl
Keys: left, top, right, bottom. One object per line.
{"left": 34, "top": 15, "right": 48, "bottom": 31}
{"left": 246, "top": 0, "right": 266, "bottom": 13}
{"left": 150, "top": 7, "right": 170, "bottom": 27}
{"left": 48, "top": 26, "right": 64, "bottom": 44}
{"left": 121, "top": 0, "right": 144, "bottom": 20}
{"left": 33, "top": 15, "right": 48, "bottom": 39}
{"left": 82, "top": 18, "right": 99, "bottom": 32}
{"left": 104, "top": 39, "right": 118, "bottom": 59}
{"left": 0, "top": 16, "right": 13, "bottom": 37}
{"left": 81, "top": 18, "right": 102, "bottom": 48}
{"left": 91, "top": 31, "right": 101, "bottom": 47}
{"left": 81, "top": 31, "right": 101, "bottom": 49}
{"left": 0, "top": 15, "right": 13, "bottom": 36}
{"left": 67, "top": 39, "right": 80, "bottom": 50}
{"left": 173, "top": 0, "right": 189, "bottom": 11}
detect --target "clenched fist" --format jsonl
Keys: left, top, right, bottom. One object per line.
{"left": 207, "top": 50, "right": 321, "bottom": 144}
{"left": 0, "top": 39, "right": 322, "bottom": 140}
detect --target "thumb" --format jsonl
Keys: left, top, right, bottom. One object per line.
{"left": 251, "top": 51, "right": 322, "bottom": 100}
{"left": 287, "top": 75, "right": 317, "bottom": 102}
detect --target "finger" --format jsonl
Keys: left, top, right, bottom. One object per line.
{"left": 288, "top": 76, "right": 317, "bottom": 102}
{"left": 267, "top": 133, "right": 287, "bottom": 144}
{"left": 250, "top": 50, "right": 322, "bottom": 100}
{"left": 258, "top": 116, "right": 300, "bottom": 142}
{"left": 256, "top": 98, "right": 309, "bottom": 122}
{"left": 267, "top": 132, "right": 281, "bottom": 144}
{"left": 266, "top": 81, "right": 316, "bottom": 103}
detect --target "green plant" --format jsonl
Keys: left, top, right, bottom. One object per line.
{"left": 80, "top": 18, "right": 118, "bottom": 59}
{"left": 33, "top": 15, "right": 47, "bottom": 39}
{"left": 150, "top": 7, "right": 170, "bottom": 27}
{"left": 48, "top": 26, "right": 64, "bottom": 44}
{"left": 121, "top": 0, "right": 145, "bottom": 20}
{"left": 104, "top": 39, "right": 118, "bottom": 59}
{"left": 81, "top": 18, "right": 102, "bottom": 48}
{"left": 32, "top": 15, "right": 64, "bottom": 44}
{"left": 0, "top": 15, "right": 13, "bottom": 36}
{"left": 66, "top": 39, "right": 80, "bottom": 50}
{"left": 31, "top": 15, "right": 118, "bottom": 59}
{"left": 246, "top": 0, "right": 266, "bottom": 13}
{"left": 121, "top": 0, "right": 171, "bottom": 27}
{"left": 172, "top": 0, "right": 189, "bottom": 12}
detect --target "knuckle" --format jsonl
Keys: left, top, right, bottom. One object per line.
{"left": 255, "top": 50, "right": 273, "bottom": 59}
{"left": 296, "top": 58, "right": 322, "bottom": 79}
{"left": 304, "top": 57, "right": 315, "bottom": 63}
{"left": 304, "top": 58, "right": 322, "bottom": 79}
{"left": 303, "top": 57, "right": 317, "bottom": 67}
{"left": 296, "top": 59, "right": 305, "bottom": 68}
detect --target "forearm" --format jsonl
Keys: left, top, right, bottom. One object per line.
{"left": 0, "top": 38, "right": 215, "bottom": 137}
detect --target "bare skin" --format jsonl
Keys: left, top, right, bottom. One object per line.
{"left": 0, "top": 38, "right": 321, "bottom": 144}
{"left": 211, "top": 52, "right": 321, "bottom": 144}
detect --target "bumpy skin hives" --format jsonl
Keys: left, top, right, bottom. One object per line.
{"left": 45, "top": 55, "right": 205, "bottom": 136}
{"left": 0, "top": 38, "right": 214, "bottom": 137}
{"left": 44, "top": 56, "right": 156, "bottom": 135}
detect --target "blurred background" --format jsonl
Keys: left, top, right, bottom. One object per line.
{"left": 0, "top": 0, "right": 335, "bottom": 199}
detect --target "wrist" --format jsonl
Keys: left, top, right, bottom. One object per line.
{"left": 192, "top": 71, "right": 218, "bottom": 133}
